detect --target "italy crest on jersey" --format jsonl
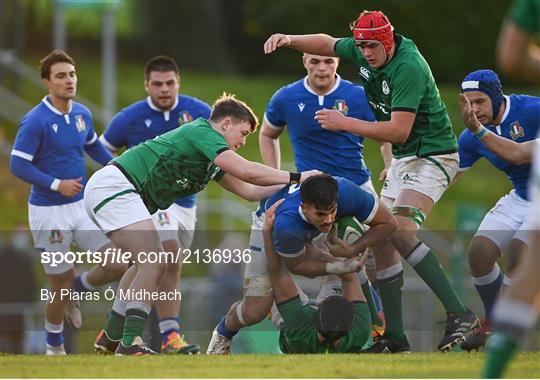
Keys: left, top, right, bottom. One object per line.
{"left": 333, "top": 100, "right": 349, "bottom": 115}
{"left": 509, "top": 121, "right": 524, "bottom": 140}
{"left": 48, "top": 230, "right": 63, "bottom": 244}
{"left": 156, "top": 212, "right": 170, "bottom": 226}
{"left": 178, "top": 111, "right": 193, "bottom": 126}
{"left": 75, "top": 115, "right": 86, "bottom": 133}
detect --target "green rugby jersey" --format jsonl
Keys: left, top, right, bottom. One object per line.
{"left": 113, "top": 118, "right": 228, "bottom": 214}
{"left": 277, "top": 297, "right": 370, "bottom": 353}
{"left": 335, "top": 35, "right": 458, "bottom": 158}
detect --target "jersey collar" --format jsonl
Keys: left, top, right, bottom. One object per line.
{"left": 298, "top": 205, "right": 310, "bottom": 224}
{"left": 499, "top": 95, "right": 511, "bottom": 124}
{"left": 146, "top": 96, "right": 179, "bottom": 122}
{"left": 303, "top": 74, "right": 341, "bottom": 106}
{"left": 42, "top": 96, "right": 73, "bottom": 124}
{"left": 488, "top": 95, "right": 510, "bottom": 135}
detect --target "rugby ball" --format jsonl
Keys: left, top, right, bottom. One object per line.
{"left": 333, "top": 216, "right": 365, "bottom": 245}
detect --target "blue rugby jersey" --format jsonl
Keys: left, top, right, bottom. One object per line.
{"left": 459, "top": 94, "right": 540, "bottom": 200}
{"left": 264, "top": 75, "right": 376, "bottom": 185}
{"left": 256, "top": 176, "right": 378, "bottom": 257}
{"left": 11, "top": 96, "right": 104, "bottom": 206}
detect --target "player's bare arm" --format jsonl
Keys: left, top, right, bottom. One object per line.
{"left": 282, "top": 248, "right": 362, "bottom": 277}
{"left": 459, "top": 93, "right": 536, "bottom": 165}
{"left": 258, "top": 119, "right": 283, "bottom": 169}
{"left": 497, "top": 18, "right": 540, "bottom": 84}
{"left": 325, "top": 206, "right": 397, "bottom": 259}
{"left": 314, "top": 109, "right": 415, "bottom": 145}
{"left": 214, "top": 150, "right": 321, "bottom": 185}
{"left": 263, "top": 33, "right": 338, "bottom": 57}
{"left": 262, "top": 199, "right": 298, "bottom": 303}
{"left": 217, "top": 174, "right": 285, "bottom": 202}
{"left": 378, "top": 141, "right": 393, "bottom": 181}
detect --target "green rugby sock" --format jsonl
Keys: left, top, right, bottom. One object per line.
{"left": 482, "top": 332, "right": 518, "bottom": 378}
{"left": 104, "top": 310, "right": 125, "bottom": 341}
{"left": 377, "top": 271, "right": 406, "bottom": 340}
{"left": 122, "top": 308, "right": 148, "bottom": 346}
{"left": 361, "top": 282, "right": 383, "bottom": 327}
{"left": 410, "top": 247, "right": 468, "bottom": 314}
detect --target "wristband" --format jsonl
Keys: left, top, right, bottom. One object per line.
{"left": 289, "top": 172, "right": 301, "bottom": 184}
{"left": 475, "top": 126, "right": 489, "bottom": 140}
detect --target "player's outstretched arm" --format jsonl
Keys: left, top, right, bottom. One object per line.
{"left": 263, "top": 33, "right": 338, "bottom": 57}
{"left": 214, "top": 150, "right": 321, "bottom": 186}
{"left": 217, "top": 174, "right": 285, "bottom": 202}
{"left": 459, "top": 93, "right": 536, "bottom": 165}
{"left": 338, "top": 272, "right": 366, "bottom": 303}
{"left": 262, "top": 199, "right": 299, "bottom": 304}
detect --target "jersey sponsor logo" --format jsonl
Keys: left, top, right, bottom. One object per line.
{"left": 509, "top": 121, "right": 524, "bottom": 140}
{"left": 75, "top": 115, "right": 86, "bottom": 133}
{"left": 48, "top": 230, "right": 63, "bottom": 244}
{"left": 178, "top": 111, "right": 193, "bottom": 125}
{"left": 175, "top": 177, "right": 190, "bottom": 189}
{"left": 369, "top": 101, "right": 390, "bottom": 115}
{"left": 359, "top": 67, "right": 370, "bottom": 80}
{"left": 298, "top": 103, "right": 305, "bottom": 112}
{"left": 333, "top": 99, "right": 349, "bottom": 115}
{"left": 382, "top": 80, "right": 390, "bottom": 95}
{"left": 156, "top": 211, "right": 170, "bottom": 226}
{"left": 144, "top": 119, "right": 152, "bottom": 128}
{"left": 51, "top": 123, "right": 58, "bottom": 133}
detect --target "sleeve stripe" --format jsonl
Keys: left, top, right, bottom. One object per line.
{"left": 99, "top": 135, "right": 119, "bottom": 152}
{"left": 263, "top": 113, "right": 284, "bottom": 130}
{"left": 85, "top": 132, "right": 98, "bottom": 145}
{"left": 11, "top": 149, "right": 33, "bottom": 161}
{"left": 458, "top": 166, "right": 471, "bottom": 172}
{"left": 363, "top": 196, "right": 379, "bottom": 225}
{"left": 276, "top": 248, "right": 305, "bottom": 258}
{"left": 391, "top": 107, "right": 417, "bottom": 113}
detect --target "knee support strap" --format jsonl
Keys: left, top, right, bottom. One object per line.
{"left": 391, "top": 205, "right": 427, "bottom": 227}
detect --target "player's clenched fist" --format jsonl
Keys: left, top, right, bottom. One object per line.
{"left": 263, "top": 34, "right": 291, "bottom": 54}
{"left": 58, "top": 177, "right": 83, "bottom": 197}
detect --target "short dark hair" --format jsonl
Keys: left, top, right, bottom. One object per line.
{"left": 300, "top": 174, "right": 338, "bottom": 210}
{"left": 209, "top": 93, "right": 259, "bottom": 132}
{"left": 317, "top": 295, "right": 355, "bottom": 344}
{"left": 39, "top": 50, "right": 75, "bottom": 79}
{"left": 144, "top": 55, "right": 179, "bottom": 79}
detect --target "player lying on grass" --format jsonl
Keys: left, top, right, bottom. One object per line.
{"left": 207, "top": 174, "right": 397, "bottom": 354}
{"left": 262, "top": 199, "right": 372, "bottom": 353}
{"left": 85, "top": 94, "right": 320, "bottom": 355}
{"left": 455, "top": 69, "right": 540, "bottom": 351}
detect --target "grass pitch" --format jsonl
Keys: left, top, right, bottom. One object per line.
{"left": 1, "top": 352, "right": 539, "bottom": 378}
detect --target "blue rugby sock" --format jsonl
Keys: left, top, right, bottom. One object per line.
{"left": 472, "top": 265, "right": 503, "bottom": 319}
{"left": 217, "top": 316, "right": 238, "bottom": 340}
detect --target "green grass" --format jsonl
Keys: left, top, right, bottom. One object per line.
{"left": 1, "top": 352, "right": 539, "bottom": 378}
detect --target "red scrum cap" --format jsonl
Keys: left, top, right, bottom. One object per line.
{"left": 352, "top": 11, "right": 394, "bottom": 59}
